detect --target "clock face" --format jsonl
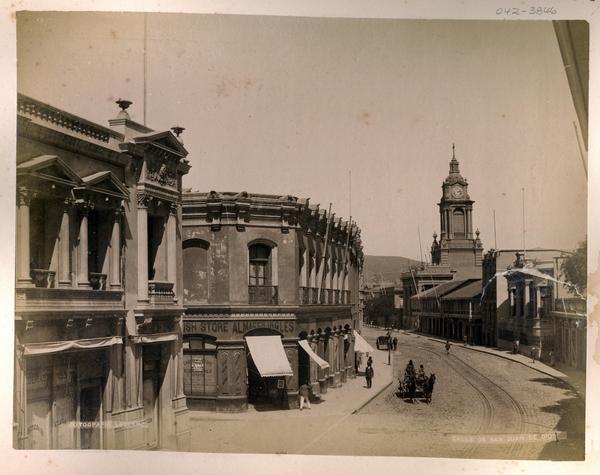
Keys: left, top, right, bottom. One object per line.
{"left": 451, "top": 185, "right": 463, "bottom": 198}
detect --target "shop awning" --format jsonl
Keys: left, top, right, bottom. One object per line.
{"left": 298, "top": 339, "right": 330, "bottom": 370}
{"left": 130, "top": 332, "right": 179, "bottom": 344}
{"left": 245, "top": 335, "right": 293, "bottom": 377}
{"left": 353, "top": 330, "right": 375, "bottom": 354}
{"left": 22, "top": 336, "right": 123, "bottom": 356}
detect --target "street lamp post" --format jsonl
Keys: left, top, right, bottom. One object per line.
{"left": 387, "top": 330, "right": 391, "bottom": 365}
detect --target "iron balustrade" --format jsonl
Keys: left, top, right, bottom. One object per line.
{"left": 311, "top": 288, "right": 319, "bottom": 304}
{"left": 248, "top": 285, "right": 278, "bottom": 305}
{"left": 300, "top": 287, "right": 309, "bottom": 304}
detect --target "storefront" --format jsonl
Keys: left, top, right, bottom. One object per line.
{"left": 20, "top": 338, "right": 120, "bottom": 449}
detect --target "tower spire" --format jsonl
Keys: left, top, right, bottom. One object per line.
{"left": 449, "top": 143, "right": 460, "bottom": 174}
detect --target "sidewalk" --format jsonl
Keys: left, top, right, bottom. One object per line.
{"left": 189, "top": 330, "right": 393, "bottom": 422}
{"left": 406, "top": 331, "right": 585, "bottom": 398}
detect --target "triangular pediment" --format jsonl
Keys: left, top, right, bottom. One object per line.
{"left": 17, "top": 155, "right": 83, "bottom": 187}
{"left": 133, "top": 130, "right": 188, "bottom": 158}
{"left": 80, "top": 171, "right": 129, "bottom": 199}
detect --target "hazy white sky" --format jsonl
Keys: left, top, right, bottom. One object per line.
{"left": 17, "top": 12, "right": 587, "bottom": 259}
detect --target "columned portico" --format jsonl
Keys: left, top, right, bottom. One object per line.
{"left": 16, "top": 187, "right": 33, "bottom": 287}
{"left": 58, "top": 199, "right": 72, "bottom": 287}
{"left": 77, "top": 201, "right": 92, "bottom": 288}
{"left": 137, "top": 195, "right": 149, "bottom": 302}
{"left": 167, "top": 204, "right": 178, "bottom": 298}
{"left": 109, "top": 209, "right": 122, "bottom": 289}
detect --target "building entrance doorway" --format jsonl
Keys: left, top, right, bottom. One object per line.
{"left": 79, "top": 383, "right": 102, "bottom": 449}
{"left": 142, "top": 344, "right": 164, "bottom": 448}
{"left": 245, "top": 329, "right": 288, "bottom": 410}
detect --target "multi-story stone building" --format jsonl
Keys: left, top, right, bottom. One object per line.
{"left": 14, "top": 94, "right": 190, "bottom": 450}
{"left": 481, "top": 248, "right": 572, "bottom": 351}
{"left": 495, "top": 251, "right": 584, "bottom": 364}
{"left": 181, "top": 192, "right": 363, "bottom": 411}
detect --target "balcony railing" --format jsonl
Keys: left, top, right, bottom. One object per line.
{"left": 30, "top": 269, "right": 56, "bottom": 288}
{"left": 554, "top": 298, "right": 586, "bottom": 315}
{"left": 334, "top": 289, "right": 340, "bottom": 304}
{"left": 89, "top": 272, "right": 108, "bottom": 291}
{"left": 311, "top": 288, "right": 319, "bottom": 304}
{"left": 300, "top": 287, "right": 309, "bottom": 304}
{"left": 248, "top": 285, "right": 278, "bottom": 305}
{"left": 148, "top": 280, "right": 175, "bottom": 303}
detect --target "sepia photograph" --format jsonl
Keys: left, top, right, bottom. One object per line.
{"left": 3, "top": 1, "right": 599, "bottom": 473}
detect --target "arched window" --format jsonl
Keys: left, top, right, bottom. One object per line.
{"left": 182, "top": 239, "right": 210, "bottom": 304}
{"left": 248, "top": 242, "right": 278, "bottom": 304}
{"left": 249, "top": 244, "right": 271, "bottom": 286}
{"left": 452, "top": 209, "right": 465, "bottom": 236}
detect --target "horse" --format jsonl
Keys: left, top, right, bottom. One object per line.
{"left": 423, "top": 373, "right": 436, "bottom": 404}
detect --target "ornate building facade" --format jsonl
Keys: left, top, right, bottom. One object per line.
{"left": 14, "top": 94, "right": 190, "bottom": 449}
{"left": 181, "top": 192, "right": 363, "bottom": 411}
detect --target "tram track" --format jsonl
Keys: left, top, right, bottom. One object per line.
{"left": 401, "top": 339, "right": 528, "bottom": 459}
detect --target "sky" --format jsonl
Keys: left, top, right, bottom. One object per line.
{"left": 16, "top": 12, "right": 588, "bottom": 259}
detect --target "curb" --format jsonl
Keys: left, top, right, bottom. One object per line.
{"left": 425, "top": 337, "right": 584, "bottom": 398}
{"left": 352, "top": 378, "right": 394, "bottom": 414}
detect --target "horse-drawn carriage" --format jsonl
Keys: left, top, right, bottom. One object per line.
{"left": 397, "top": 361, "right": 435, "bottom": 403}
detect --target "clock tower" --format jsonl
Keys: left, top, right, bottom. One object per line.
{"left": 431, "top": 145, "right": 483, "bottom": 275}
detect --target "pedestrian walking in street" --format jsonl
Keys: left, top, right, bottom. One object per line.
{"left": 367, "top": 355, "right": 373, "bottom": 367}
{"left": 463, "top": 334, "right": 468, "bottom": 346}
{"left": 298, "top": 382, "right": 312, "bottom": 410}
{"left": 512, "top": 340, "right": 518, "bottom": 354}
{"left": 531, "top": 346, "right": 537, "bottom": 364}
{"left": 445, "top": 340, "right": 451, "bottom": 355}
{"left": 393, "top": 337, "right": 398, "bottom": 351}
{"left": 365, "top": 363, "right": 374, "bottom": 388}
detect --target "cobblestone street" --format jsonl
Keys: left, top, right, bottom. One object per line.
{"left": 188, "top": 327, "right": 584, "bottom": 460}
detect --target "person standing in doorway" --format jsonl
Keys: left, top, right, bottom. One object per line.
{"left": 365, "top": 363, "right": 374, "bottom": 388}
{"left": 298, "top": 382, "right": 312, "bottom": 410}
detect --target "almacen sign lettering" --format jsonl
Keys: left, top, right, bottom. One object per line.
{"left": 183, "top": 320, "right": 295, "bottom": 337}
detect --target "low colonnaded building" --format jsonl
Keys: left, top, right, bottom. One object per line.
{"left": 181, "top": 191, "right": 364, "bottom": 411}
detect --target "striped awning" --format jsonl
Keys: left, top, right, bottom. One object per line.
{"left": 298, "top": 339, "right": 330, "bottom": 370}
{"left": 353, "top": 330, "right": 375, "bottom": 354}
{"left": 245, "top": 335, "right": 293, "bottom": 377}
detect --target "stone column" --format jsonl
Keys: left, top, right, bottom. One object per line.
{"left": 109, "top": 208, "right": 122, "bottom": 289}
{"left": 466, "top": 209, "right": 472, "bottom": 238}
{"left": 167, "top": 203, "right": 178, "bottom": 297}
{"left": 348, "top": 331, "right": 356, "bottom": 378}
{"left": 317, "top": 335, "right": 327, "bottom": 394}
{"left": 58, "top": 199, "right": 72, "bottom": 287}
{"left": 16, "top": 187, "right": 34, "bottom": 286}
{"left": 77, "top": 201, "right": 92, "bottom": 288}
{"left": 308, "top": 337, "right": 319, "bottom": 393}
{"left": 137, "top": 194, "right": 149, "bottom": 301}
{"left": 524, "top": 281, "right": 531, "bottom": 317}
{"left": 536, "top": 286, "right": 542, "bottom": 318}
{"left": 340, "top": 333, "right": 348, "bottom": 383}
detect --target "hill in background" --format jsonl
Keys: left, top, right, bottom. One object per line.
{"left": 363, "top": 255, "right": 422, "bottom": 286}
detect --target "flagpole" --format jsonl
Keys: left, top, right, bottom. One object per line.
{"left": 143, "top": 12, "right": 148, "bottom": 126}
{"left": 493, "top": 209, "right": 497, "bottom": 249}
{"left": 522, "top": 188, "right": 526, "bottom": 261}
